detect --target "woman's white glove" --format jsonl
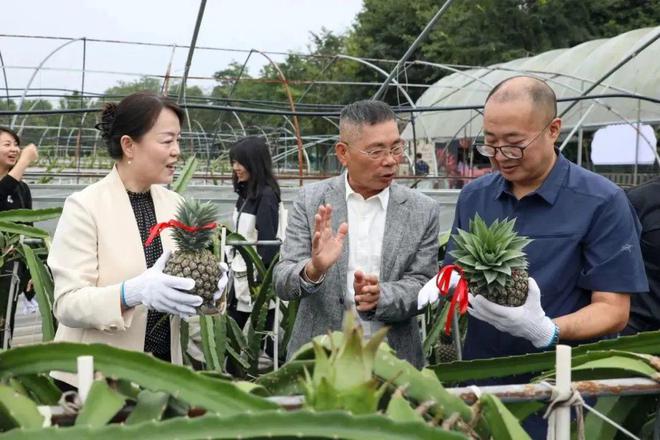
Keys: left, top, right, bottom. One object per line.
{"left": 123, "top": 250, "right": 202, "bottom": 319}
{"left": 213, "top": 262, "right": 230, "bottom": 302}
{"left": 417, "top": 271, "right": 461, "bottom": 310}
{"left": 467, "top": 277, "right": 556, "bottom": 348}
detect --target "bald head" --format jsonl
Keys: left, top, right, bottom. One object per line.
{"left": 486, "top": 76, "right": 557, "bottom": 121}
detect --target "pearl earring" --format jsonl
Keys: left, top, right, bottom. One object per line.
{"left": 128, "top": 160, "right": 132, "bottom": 165}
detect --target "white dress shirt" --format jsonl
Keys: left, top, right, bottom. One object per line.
{"left": 345, "top": 173, "right": 389, "bottom": 337}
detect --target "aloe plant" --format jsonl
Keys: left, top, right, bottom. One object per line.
{"left": 171, "top": 155, "right": 198, "bottom": 194}
{"left": 0, "top": 343, "right": 277, "bottom": 415}
{"left": 302, "top": 313, "right": 389, "bottom": 414}
{"left": 0, "top": 208, "right": 62, "bottom": 344}
{"left": 432, "top": 330, "right": 660, "bottom": 383}
{"left": 0, "top": 410, "right": 466, "bottom": 440}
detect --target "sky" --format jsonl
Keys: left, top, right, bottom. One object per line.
{"left": 0, "top": 0, "right": 364, "bottom": 100}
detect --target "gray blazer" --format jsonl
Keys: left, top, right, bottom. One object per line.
{"left": 273, "top": 174, "right": 440, "bottom": 368}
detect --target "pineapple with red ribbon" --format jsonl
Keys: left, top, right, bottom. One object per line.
{"left": 437, "top": 214, "right": 532, "bottom": 334}
{"left": 146, "top": 198, "right": 223, "bottom": 314}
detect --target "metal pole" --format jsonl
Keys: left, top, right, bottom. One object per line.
{"left": 161, "top": 44, "right": 177, "bottom": 95}
{"left": 633, "top": 100, "right": 641, "bottom": 186}
{"left": 410, "top": 111, "right": 418, "bottom": 176}
{"left": 448, "top": 377, "right": 660, "bottom": 405}
{"left": 372, "top": 0, "right": 455, "bottom": 100}
{"left": 10, "top": 38, "right": 83, "bottom": 129}
{"left": 2, "top": 262, "right": 20, "bottom": 349}
{"left": 76, "top": 38, "right": 87, "bottom": 183}
{"left": 252, "top": 50, "right": 306, "bottom": 186}
{"left": 577, "top": 128, "right": 583, "bottom": 167}
{"left": 273, "top": 297, "right": 280, "bottom": 371}
{"left": 0, "top": 50, "right": 9, "bottom": 113}
{"left": 553, "top": 345, "right": 572, "bottom": 440}
{"left": 178, "top": 0, "right": 207, "bottom": 104}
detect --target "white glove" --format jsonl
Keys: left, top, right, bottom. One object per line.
{"left": 417, "top": 271, "right": 461, "bottom": 310}
{"left": 123, "top": 250, "right": 202, "bottom": 319}
{"left": 468, "top": 277, "right": 556, "bottom": 348}
{"left": 212, "top": 262, "right": 230, "bottom": 302}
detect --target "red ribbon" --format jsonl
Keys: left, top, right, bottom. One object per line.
{"left": 145, "top": 220, "right": 217, "bottom": 246}
{"left": 436, "top": 264, "right": 469, "bottom": 335}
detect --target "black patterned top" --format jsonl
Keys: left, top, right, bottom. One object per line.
{"left": 126, "top": 190, "right": 171, "bottom": 362}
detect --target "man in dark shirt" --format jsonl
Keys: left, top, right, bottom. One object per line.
{"left": 414, "top": 153, "right": 430, "bottom": 176}
{"left": 624, "top": 177, "right": 660, "bottom": 334}
{"left": 443, "top": 76, "right": 648, "bottom": 438}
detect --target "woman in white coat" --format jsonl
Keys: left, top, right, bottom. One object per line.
{"left": 48, "top": 92, "right": 210, "bottom": 388}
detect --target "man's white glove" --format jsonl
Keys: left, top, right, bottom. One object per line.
{"left": 417, "top": 270, "right": 461, "bottom": 310}
{"left": 468, "top": 277, "right": 556, "bottom": 348}
{"left": 123, "top": 250, "right": 202, "bottom": 319}
{"left": 213, "top": 262, "right": 230, "bottom": 302}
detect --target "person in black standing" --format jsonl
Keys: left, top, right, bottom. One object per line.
{"left": 227, "top": 137, "right": 280, "bottom": 373}
{"left": 0, "top": 127, "right": 38, "bottom": 347}
{"left": 624, "top": 177, "right": 660, "bottom": 334}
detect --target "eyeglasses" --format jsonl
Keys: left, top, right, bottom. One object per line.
{"left": 474, "top": 118, "right": 555, "bottom": 160}
{"left": 343, "top": 141, "right": 406, "bottom": 160}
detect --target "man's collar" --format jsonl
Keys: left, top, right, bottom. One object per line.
{"left": 344, "top": 172, "right": 390, "bottom": 209}
{"left": 495, "top": 149, "right": 569, "bottom": 205}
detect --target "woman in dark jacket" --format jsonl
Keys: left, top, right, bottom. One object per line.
{"left": 227, "top": 137, "right": 281, "bottom": 371}
{"left": 0, "top": 127, "right": 38, "bottom": 347}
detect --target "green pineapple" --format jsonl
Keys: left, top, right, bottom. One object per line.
{"left": 163, "top": 198, "right": 222, "bottom": 314}
{"left": 449, "top": 214, "right": 532, "bottom": 307}
{"left": 435, "top": 343, "right": 458, "bottom": 363}
{"left": 435, "top": 333, "right": 458, "bottom": 363}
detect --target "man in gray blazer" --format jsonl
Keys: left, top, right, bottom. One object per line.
{"left": 273, "top": 100, "right": 440, "bottom": 368}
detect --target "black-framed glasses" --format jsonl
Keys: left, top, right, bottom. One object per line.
{"left": 343, "top": 141, "right": 405, "bottom": 160}
{"left": 474, "top": 118, "right": 555, "bottom": 160}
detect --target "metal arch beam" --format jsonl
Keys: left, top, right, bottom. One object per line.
{"left": 335, "top": 54, "right": 417, "bottom": 108}
{"left": 190, "top": 118, "right": 209, "bottom": 161}
{"left": 37, "top": 127, "right": 50, "bottom": 147}
{"left": 251, "top": 49, "right": 306, "bottom": 184}
{"left": 221, "top": 121, "right": 239, "bottom": 142}
{"left": 322, "top": 116, "right": 339, "bottom": 130}
{"left": 294, "top": 56, "right": 340, "bottom": 105}
{"left": 11, "top": 37, "right": 83, "bottom": 129}
{"left": 487, "top": 65, "right": 639, "bottom": 97}
{"left": 0, "top": 49, "right": 10, "bottom": 115}
{"left": 230, "top": 111, "right": 246, "bottom": 137}
{"left": 209, "top": 49, "right": 254, "bottom": 147}
{"left": 373, "top": 0, "right": 455, "bottom": 100}
{"left": 335, "top": 54, "right": 432, "bottom": 175}
{"left": 410, "top": 60, "right": 496, "bottom": 99}
{"left": 246, "top": 124, "right": 271, "bottom": 142}
{"left": 177, "top": 0, "right": 207, "bottom": 104}
{"left": 17, "top": 99, "right": 46, "bottom": 135}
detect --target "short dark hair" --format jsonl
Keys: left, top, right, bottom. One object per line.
{"left": 486, "top": 76, "right": 557, "bottom": 119}
{"left": 229, "top": 136, "right": 281, "bottom": 201}
{"left": 96, "top": 92, "right": 184, "bottom": 160}
{"left": 339, "top": 99, "right": 396, "bottom": 127}
{"left": 0, "top": 127, "right": 20, "bottom": 145}
{"left": 416, "top": 153, "right": 423, "bottom": 159}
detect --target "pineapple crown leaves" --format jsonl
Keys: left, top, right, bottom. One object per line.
{"left": 449, "top": 214, "right": 531, "bottom": 288}
{"left": 171, "top": 198, "right": 219, "bottom": 252}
